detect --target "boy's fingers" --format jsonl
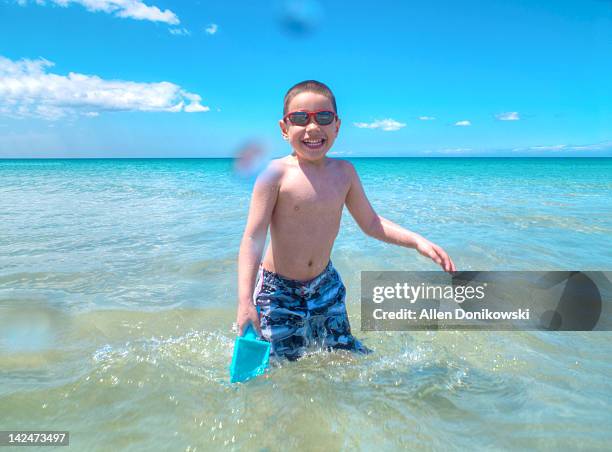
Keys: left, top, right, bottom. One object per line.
{"left": 422, "top": 245, "right": 450, "bottom": 271}
{"left": 252, "top": 316, "right": 262, "bottom": 336}
{"left": 427, "top": 244, "right": 456, "bottom": 273}
{"left": 447, "top": 255, "right": 456, "bottom": 272}
{"left": 440, "top": 256, "right": 447, "bottom": 271}
{"left": 442, "top": 254, "right": 452, "bottom": 272}
{"left": 437, "top": 248, "right": 453, "bottom": 273}
{"left": 237, "top": 318, "right": 251, "bottom": 336}
{"left": 443, "top": 254, "right": 451, "bottom": 271}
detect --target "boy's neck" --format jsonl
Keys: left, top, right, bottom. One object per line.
{"left": 291, "top": 153, "right": 328, "bottom": 168}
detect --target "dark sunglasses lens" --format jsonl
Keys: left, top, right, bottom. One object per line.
{"left": 288, "top": 112, "right": 309, "bottom": 125}
{"left": 316, "top": 111, "right": 334, "bottom": 125}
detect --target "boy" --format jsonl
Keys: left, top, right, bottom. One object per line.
{"left": 236, "top": 80, "right": 456, "bottom": 361}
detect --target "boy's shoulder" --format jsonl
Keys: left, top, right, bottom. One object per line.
{"left": 264, "top": 157, "right": 291, "bottom": 176}
{"left": 328, "top": 158, "right": 358, "bottom": 180}
{"left": 258, "top": 157, "right": 356, "bottom": 182}
{"left": 254, "top": 158, "right": 289, "bottom": 187}
{"left": 330, "top": 157, "right": 355, "bottom": 171}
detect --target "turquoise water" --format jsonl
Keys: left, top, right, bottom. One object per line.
{"left": 1, "top": 158, "right": 611, "bottom": 450}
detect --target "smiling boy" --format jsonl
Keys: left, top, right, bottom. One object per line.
{"left": 236, "top": 80, "right": 456, "bottom": 360}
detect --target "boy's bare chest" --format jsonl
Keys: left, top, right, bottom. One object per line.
{"left": 277, "top": 169, "right": 349, "bottom": 214}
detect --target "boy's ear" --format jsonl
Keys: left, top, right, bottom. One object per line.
{"left": 279, "top": 119, "right": 289, "bottom": 141}
{"left": 335, "top": 117, "right": 341, "bottom": 135}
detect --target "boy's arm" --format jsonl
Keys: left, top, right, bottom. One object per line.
{"left": 236, "top": 163, "right": 282, "bottom": 334}
{"left": 343, "top": 162, "right": 456, "bottom": 273}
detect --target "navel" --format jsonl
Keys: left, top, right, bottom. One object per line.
{"left": 294, "top": 205, "right": 300, "bottom": 211}
{"left": 308, "top": 260, "right": 313, "bottom": 267}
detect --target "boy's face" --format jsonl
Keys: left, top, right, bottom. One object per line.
{"left": 279, "top": 92, "right": 341, "bottom": 162}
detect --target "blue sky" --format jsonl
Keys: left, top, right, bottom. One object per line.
{"left": 1, "top": 0, "right": 611, "bottom": 157}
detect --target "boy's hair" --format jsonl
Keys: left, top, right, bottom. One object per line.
{"left": 283, "top": 80, "right": 337, "bottom": 116}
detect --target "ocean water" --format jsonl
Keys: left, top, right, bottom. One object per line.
{"left": 0, "top": 158, "right": 611, "bottom": 450}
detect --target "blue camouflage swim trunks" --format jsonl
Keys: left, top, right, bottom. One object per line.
{"left": 253, "top": 261, "right": 370, "bottom": 361}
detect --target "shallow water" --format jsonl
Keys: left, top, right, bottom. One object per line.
{"left": 1, "top": 158, "right": 611, "bottom": 450}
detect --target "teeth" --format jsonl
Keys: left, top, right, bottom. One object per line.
{"left": 303, "top": 139, "right": 323, "bottom": 144}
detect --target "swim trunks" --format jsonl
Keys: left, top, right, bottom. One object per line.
{"left": 253, "top": 261, "right": 370, "bottom": 361}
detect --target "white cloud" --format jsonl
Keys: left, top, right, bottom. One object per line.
{"left": 169, "top": 27, "right": 191, "bottom": 36}
{"left": 19, "top": 0, "right": 179, "bottom": 25}
{"left": 511, "top": 141, "right": 612, "bottom": 153}
{"left": 418, "top": 116, "right": 435, "bottom": 121}
{"left": 439, "top": 147, "right": 472, "bottom": 154}
{"left": 328, "top": 150, "right": 354, "bottom": 156}
{"left": 183, "top": 93, "right": 208, "bottom": 112}
{"left": 0, "top": 55, "right": 209, "bottom": 120}
{"left": 205, "top": 23, "right": 218, "bottom": 35}
{"left": 496, "top": 111, "right": 520, "bottom": 121}
{"left": 529, "top": 144, "right": 567, "bottom": 151}
{"left": 454, "top": 120, "right": 471, "bottom": 126}
{"left": 571, "top": 141, "right": 612, "bottom": 151}
{"left": 353, "top": 118, "right": 406, "bottom": 132}
{"left": 513, "top": 144, "right": 567, "bottom": 152}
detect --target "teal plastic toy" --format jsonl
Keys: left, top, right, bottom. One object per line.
{"left": 229, "top": 323, "right": 270, "bottom": 383}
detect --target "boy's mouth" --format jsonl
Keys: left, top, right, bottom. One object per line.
{"left": 302, "top": 138, "right": 326, "bottom": 150}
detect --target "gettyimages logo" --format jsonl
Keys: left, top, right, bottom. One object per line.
{"left": 361, "top": 271, "right": 611, "bottom": 331}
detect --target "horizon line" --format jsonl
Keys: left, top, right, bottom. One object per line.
{"left": 2, "top": 156, "right": 611, "bottom": 160}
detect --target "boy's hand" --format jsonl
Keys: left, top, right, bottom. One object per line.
{"left": 236, "top": 301, "right": 262, "bottom": 336}
{"left": 416, "top": 238, "right": 456, "bottom": 273}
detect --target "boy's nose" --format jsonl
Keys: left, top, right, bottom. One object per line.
{"left": 305, "top": 121, "right": 320, "bottom": 131}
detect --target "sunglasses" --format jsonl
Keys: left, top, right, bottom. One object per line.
{"left": 283, "top": 110, "right": 338, "bottom": 126}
